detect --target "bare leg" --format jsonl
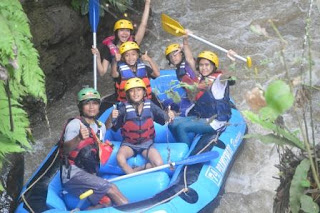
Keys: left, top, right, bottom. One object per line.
{"left": 106, "top": 184, "right": 129, "bottom": 206}
{"left": 142, "top": 147, "right": 163, "bottom": 168}
{"left": 116, "top": 145, "right": 135, "bottom": 174}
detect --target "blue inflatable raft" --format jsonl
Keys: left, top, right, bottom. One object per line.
{"left": 15, "top": 70, "right": 247, "bottom": 213}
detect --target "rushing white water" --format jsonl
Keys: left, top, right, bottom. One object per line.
{"left": 25, "top": 0, "right": 320, "bottom": 212}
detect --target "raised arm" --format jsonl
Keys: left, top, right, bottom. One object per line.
{"left": 141, "top": 51, "right": 160, "bottom": 78}
{"left": 91, "top": 47, "right": 110, "bottom": 76}
{"left": 182, "top": 33, "right": 196, "bottom": 72}
{"left": 111, "top": 59, "right": 120, "bottom": 78}
{"left": 134, "top": 0, "right": 151, "bottom": 45}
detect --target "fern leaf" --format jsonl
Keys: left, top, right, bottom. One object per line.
{"left": 0, "top": 82, "right": 31, "bottom": 149}
{"left": 0, "top": 134, "right": 25, "bottom": 157}
{"left": 0, "top": 15, "right": 15, "bottom": 65}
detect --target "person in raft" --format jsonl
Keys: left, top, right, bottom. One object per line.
{"left": 108, "top": 78, "right": 175, "bottom": 174}
{"left": 169, "top": 51, "right": 233, "bottom": 146}
{"left": 163, "top": 37, "right": 198, "bottom": 113}
{"left": 60, "top": 87, "right": 128, "bottom": 209}
{"left": 166, "top": 33, "right": 236, "bottom": 103}
{"left": 91, "top": 0, "right": 151, "bottom": 76}
{"left": 111, "top": 41, "right": 160, "bottom": 102}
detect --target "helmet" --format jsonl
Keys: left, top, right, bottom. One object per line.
{"left": 77, "top": 87, "right": 101, "bottom": 104}
{"left": 124, "top": 78, "right": 146, "bottom": 92}
{"left": 197, "top": 51, "right": 219, "bottom": 68}
{"left": 119, "top": 41, "right": 140, "bottom": 55}
{"left": 165, "top": 43, "right": 181, "bottom": 56}
{"left": 114, "top": 19, "right": 134, "bottom": 32}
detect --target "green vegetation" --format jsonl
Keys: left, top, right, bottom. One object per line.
{"left": 71, "top": 0, "right": 133, "bottom": 15}
{"left": 243, "top": 3, "right": 319, "bottom": 211}
{"left": 0, "top": 0, "right": 46, "bottom": 190}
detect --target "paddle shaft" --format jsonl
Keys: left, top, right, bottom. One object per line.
{"left": 93, "top": 32, "right": 97, "bottom": 90}
{"left": 107, "top": 151, "right": 219, "bottom": 182}
{"left": 89, "top": 0, "right": 99, "bottom": 90}
{"left": 161, "top": 14, "right": 251, "bottom": 67}
{"left": 108, "top": 162, "right": 176, "bottom": 182}
{"left": 189, "top": 33, "right": 247, "bottom": 63}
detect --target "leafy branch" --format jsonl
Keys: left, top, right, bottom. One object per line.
{"left": 71, "top": 0, "right": 133, "bottom": 16}
{"left": 0, "top": 0, "right": 47, "bottom": 190}
{"left": 244, "top": 1, "right": 319, "bottom": 211}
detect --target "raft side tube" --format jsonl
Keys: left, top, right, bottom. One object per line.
{"left": 99, "top": 142, "right": 189, "bottom": 175}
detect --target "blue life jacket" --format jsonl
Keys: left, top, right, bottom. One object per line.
{"left": 176, "top": 61, "right": 196, "bottom": 81}
{"left": 188, "top": 83, "right": 231, "bottom": 121}
{"left": 116, "top": 59, "right": 152, "bottom": 101}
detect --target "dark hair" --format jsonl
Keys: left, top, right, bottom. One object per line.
{"left": 78, "top": 99, "right": 100, "bottom": 116}
{"left": 166, "top": 51, "right": 185, "bottom": 66}
{"left": 113, "top": 18, "right": 135, "bottom": 44}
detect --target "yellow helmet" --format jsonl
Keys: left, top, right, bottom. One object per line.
{"left": 125, "top": 78, "right": 146, "bottom": 92}
{"left": 113, "top": 19, "right": 134, "bottom": 32}
{"left": 119, "top": 41, "right": 140, "bottom": 55}
{"left": 197, "top": 51, "right": 219, "bottom": 68}
{"left": 165, "top": 43, "right": 181, "bottom": 56}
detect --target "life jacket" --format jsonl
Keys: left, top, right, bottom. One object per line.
{"left": 102, "top": 35, "right": 134, "bottom": 56}
{"left": 194, "top": 71, "right": 222, "bottom": 101}
{"left": 188, "top": 83, "right": 231, "bottom": 121}
{"left": 176, "top": 61, "right": 197, "bottom": 82}
{"left": 121, "top": 100, "right": 155, "bottom": 144}
{"left": 116, "top": 59, "right": 152, "bottom": 101}
{"left": 60, "top": 117, "right": 112, "bottom": 174}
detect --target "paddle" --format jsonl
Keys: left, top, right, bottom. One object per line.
{"left": 71, "top": 189, "right": 94, "bottom": 212}
{"left": 108, "top": 151, "right": 219, "bottom": 182}
{"left": 161, "top": 14, "right": 252, "bottom": 68}
{"left": 89, "top": 0, "right": 100, "bottom": 90}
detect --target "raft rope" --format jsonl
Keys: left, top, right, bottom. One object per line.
{"left": 166, "top": 105, "right": 172, "bottom": 165}
{"left": 19, "top": 121, "right": 221, "bottom": 212}
{"left": 140, "top": 131, "right": 221, "bottom": 212}
{"left": 20, "top": 147, "right": 60, "bottom": 213}
{"left": 166, "top": 121, "right": 171, "bottom": 165}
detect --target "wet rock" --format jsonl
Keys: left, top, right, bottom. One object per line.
{"left": 0, "top": 153, "right": 24, "bottom": 213}
{"left": 214, "top": 190, "right": 275, "bottom": 213}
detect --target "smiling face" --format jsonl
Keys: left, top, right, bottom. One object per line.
{"left": 117, "top": 29, "right": 131, "bottom": 43}
{"left": 128, "top": 87, "right": 145, "bottom": 103}
{"left": 168, "top": 51, "right": 183, "bottom": 66}
{"left": 81, "top": 100, "right": 100, "bottom": 118}
{"left": 198, "top": 58, "right": 214, "bottom": 77}
{"left": 123, "top": 49, "right": 139, "bottom": 66}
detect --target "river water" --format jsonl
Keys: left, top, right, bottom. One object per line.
{"left": 24, "top": 0, "right": 320, "bottom": 212}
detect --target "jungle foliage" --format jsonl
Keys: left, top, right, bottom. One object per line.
{"left": 0, "top": 0, "right": 46, "bottom": 190}
{"left": 242, "top": 2, "right": 319, "bottom": 212}
{"left": 71, "top": 0, "right": 133, "bottom": 15}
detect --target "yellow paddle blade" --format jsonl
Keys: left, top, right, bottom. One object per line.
{"left": 246, "top": 56, "right": 252, "bottom": 68}
{"left": 161, "top": 14, "right": 186, "bottom": 37}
